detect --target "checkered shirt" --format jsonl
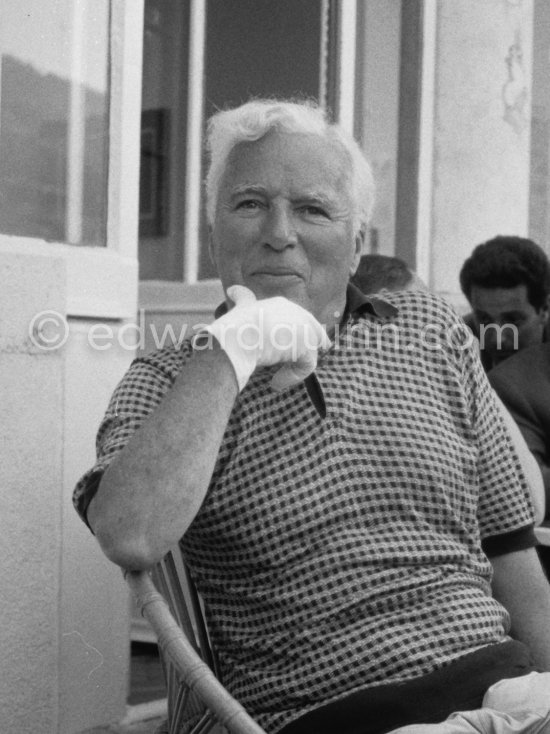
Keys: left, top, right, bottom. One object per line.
{"left": 73, "top": 289, "right": 536, "bottom": 734}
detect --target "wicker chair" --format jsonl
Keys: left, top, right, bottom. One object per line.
{"left": 126, "top": 550, "right": 266, "bottom": 734}
{"left": 128, "top": 539, "right": 550, "bottom": 734}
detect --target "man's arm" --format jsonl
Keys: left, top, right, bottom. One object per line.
{"left": 493, "top": 393, "right": 545, "bottom": 525}
{"left": 87, "top": 288, "right": 331, "bottom": 571}
{"left": 88, "top": 343, "right": 239, "bottom": 570}
{"left": 491, "top": 547, "right": 550, "bottom": 670}
{"left": 489, "top": 369, "right": 550, "bottom": 518}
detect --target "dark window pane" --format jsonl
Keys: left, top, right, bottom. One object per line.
{"left": 138, "top": 0, "right": 189, "bottom": 281}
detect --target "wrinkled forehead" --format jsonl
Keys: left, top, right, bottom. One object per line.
{"left": 220, "top": 130, "right": 353, "bottom": 198}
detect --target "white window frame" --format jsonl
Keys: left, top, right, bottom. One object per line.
{"left": 0, "top": 0, "right": 144, "bottom": 321}
{"left": 415, "top": 0, "right": 437, "bottom": 289}
{"left": 333, "top": 0, "right": 357, "bottom": 135}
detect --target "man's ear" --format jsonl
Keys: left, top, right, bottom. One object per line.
{"left": 541, "top": 294, "right": 550, "bottom": 323}
{"left": 350, "top": 226, "right": 366, "bottom": 276}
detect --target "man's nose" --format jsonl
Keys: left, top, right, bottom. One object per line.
{"left": 261, "top": 206, "right": 298, "bottom": 250}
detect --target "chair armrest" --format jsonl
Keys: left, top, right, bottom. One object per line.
{"left": 126, "top": 569, "right": 267, "bottom": 734}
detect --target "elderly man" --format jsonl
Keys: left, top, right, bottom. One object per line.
{"left": 74, "top": 100, "right": 550, "bottom": 734}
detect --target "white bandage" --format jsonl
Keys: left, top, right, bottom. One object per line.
{"left": 201, "top": 285, "right": 331, "bottom": 392}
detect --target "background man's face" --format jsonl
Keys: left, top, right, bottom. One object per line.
{"left": 210, "top": 130, "right": 363, "bottom": 329}
{"left": 470, "top": 283, "right": 548, "bottom": 366}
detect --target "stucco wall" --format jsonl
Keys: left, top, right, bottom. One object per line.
{"left": 0, "top": 249, "right": 65, "bottom": 732}
{"left": 426, "top": 0, "right": 534, "bottom": 307}
{"left": 0, "top": 243, "right": 132, "bottom": 732}
{"left": 59, "top": 319, "right": 132, "bottom": 733}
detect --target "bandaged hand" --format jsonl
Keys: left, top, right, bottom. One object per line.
{"left": 201, "top": 285, "right": 331, "bottom": 392}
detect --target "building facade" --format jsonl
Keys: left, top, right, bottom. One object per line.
{"left": 1, "top": 1, "right": 549, "bottom": 731}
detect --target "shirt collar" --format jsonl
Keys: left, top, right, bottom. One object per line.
{"left": 344, "top": 283, "right": 398, "bottom": 320}
{"left": 213, "top": 283, "right": 398, "bottom": 321}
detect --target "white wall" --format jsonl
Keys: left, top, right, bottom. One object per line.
{"left": 0, "top": 241, "right": 135, "bottom": 733}
{"left": 0, "top": 249, "right": 65, "bottom": 732}
{"left": 59, "top": 319, "right": 133, "bottom": 733}
{"left": 420, "top": 0, "right": 534, "bottom": 308}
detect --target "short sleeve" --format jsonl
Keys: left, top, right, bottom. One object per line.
{"left": 489, "top": 369, "right": 548, "bottom": 465}
{"left": 72, "top": 343, "right": 193, "bottom": 527}
{"left": 460, "top": 338, "right": 535, "bottom": 542}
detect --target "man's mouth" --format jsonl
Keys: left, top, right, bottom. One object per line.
{"left": 251, "top": 269, "right": 303, "bottom": 280}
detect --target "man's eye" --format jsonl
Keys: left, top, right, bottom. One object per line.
{"left": 236, "top": 200, "right": 260, "bottom": 211}
{"left": 300, "top": 205, "right": 328, "bottom": 217}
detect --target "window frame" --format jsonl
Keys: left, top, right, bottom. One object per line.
{"left": 0, "top": 0, "right": 143, "bottom": 321}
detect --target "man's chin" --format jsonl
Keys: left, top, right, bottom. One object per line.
{"left": 246, "top": 277, "right": 308, "bottom": 307}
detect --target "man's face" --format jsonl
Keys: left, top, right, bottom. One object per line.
{"left": 210, "top": 130, "right": 363, "bottom": 329}
{"left": 470, "top": 284, "right": 548, "bottom": 366}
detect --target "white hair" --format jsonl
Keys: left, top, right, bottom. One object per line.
{"left": 205, "top": 98, "right": 375, "bottom": 232}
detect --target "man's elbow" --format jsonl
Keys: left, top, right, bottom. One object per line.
{"left": 88, "top": 497, "right": 165, "bottom": 571}
{"left": 94, "top": 526, "right": 162, "bottom": 570}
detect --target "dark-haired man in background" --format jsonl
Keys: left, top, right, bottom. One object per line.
{"left": 459, "top": 235, "right": 550, "bottom": 372}
{"left": 460, "top": 235, "right": 550, "bottom": 535}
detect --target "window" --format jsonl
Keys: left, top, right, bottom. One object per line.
{"left": 0, "top": 0, "right": 110, "bottom": 246}
{"left": 355, "top": 0, "right": 403, "bottom": 259}
{"left": 138, "top": 0, "right": 327, "bottom": 283}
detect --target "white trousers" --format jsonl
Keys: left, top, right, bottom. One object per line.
{"left": 389, "top": 673, "right": 550, "bottom": 733}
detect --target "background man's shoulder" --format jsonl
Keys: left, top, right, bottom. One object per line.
{"left": 489, "top": 342, "right": 550, "bottom": 383}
